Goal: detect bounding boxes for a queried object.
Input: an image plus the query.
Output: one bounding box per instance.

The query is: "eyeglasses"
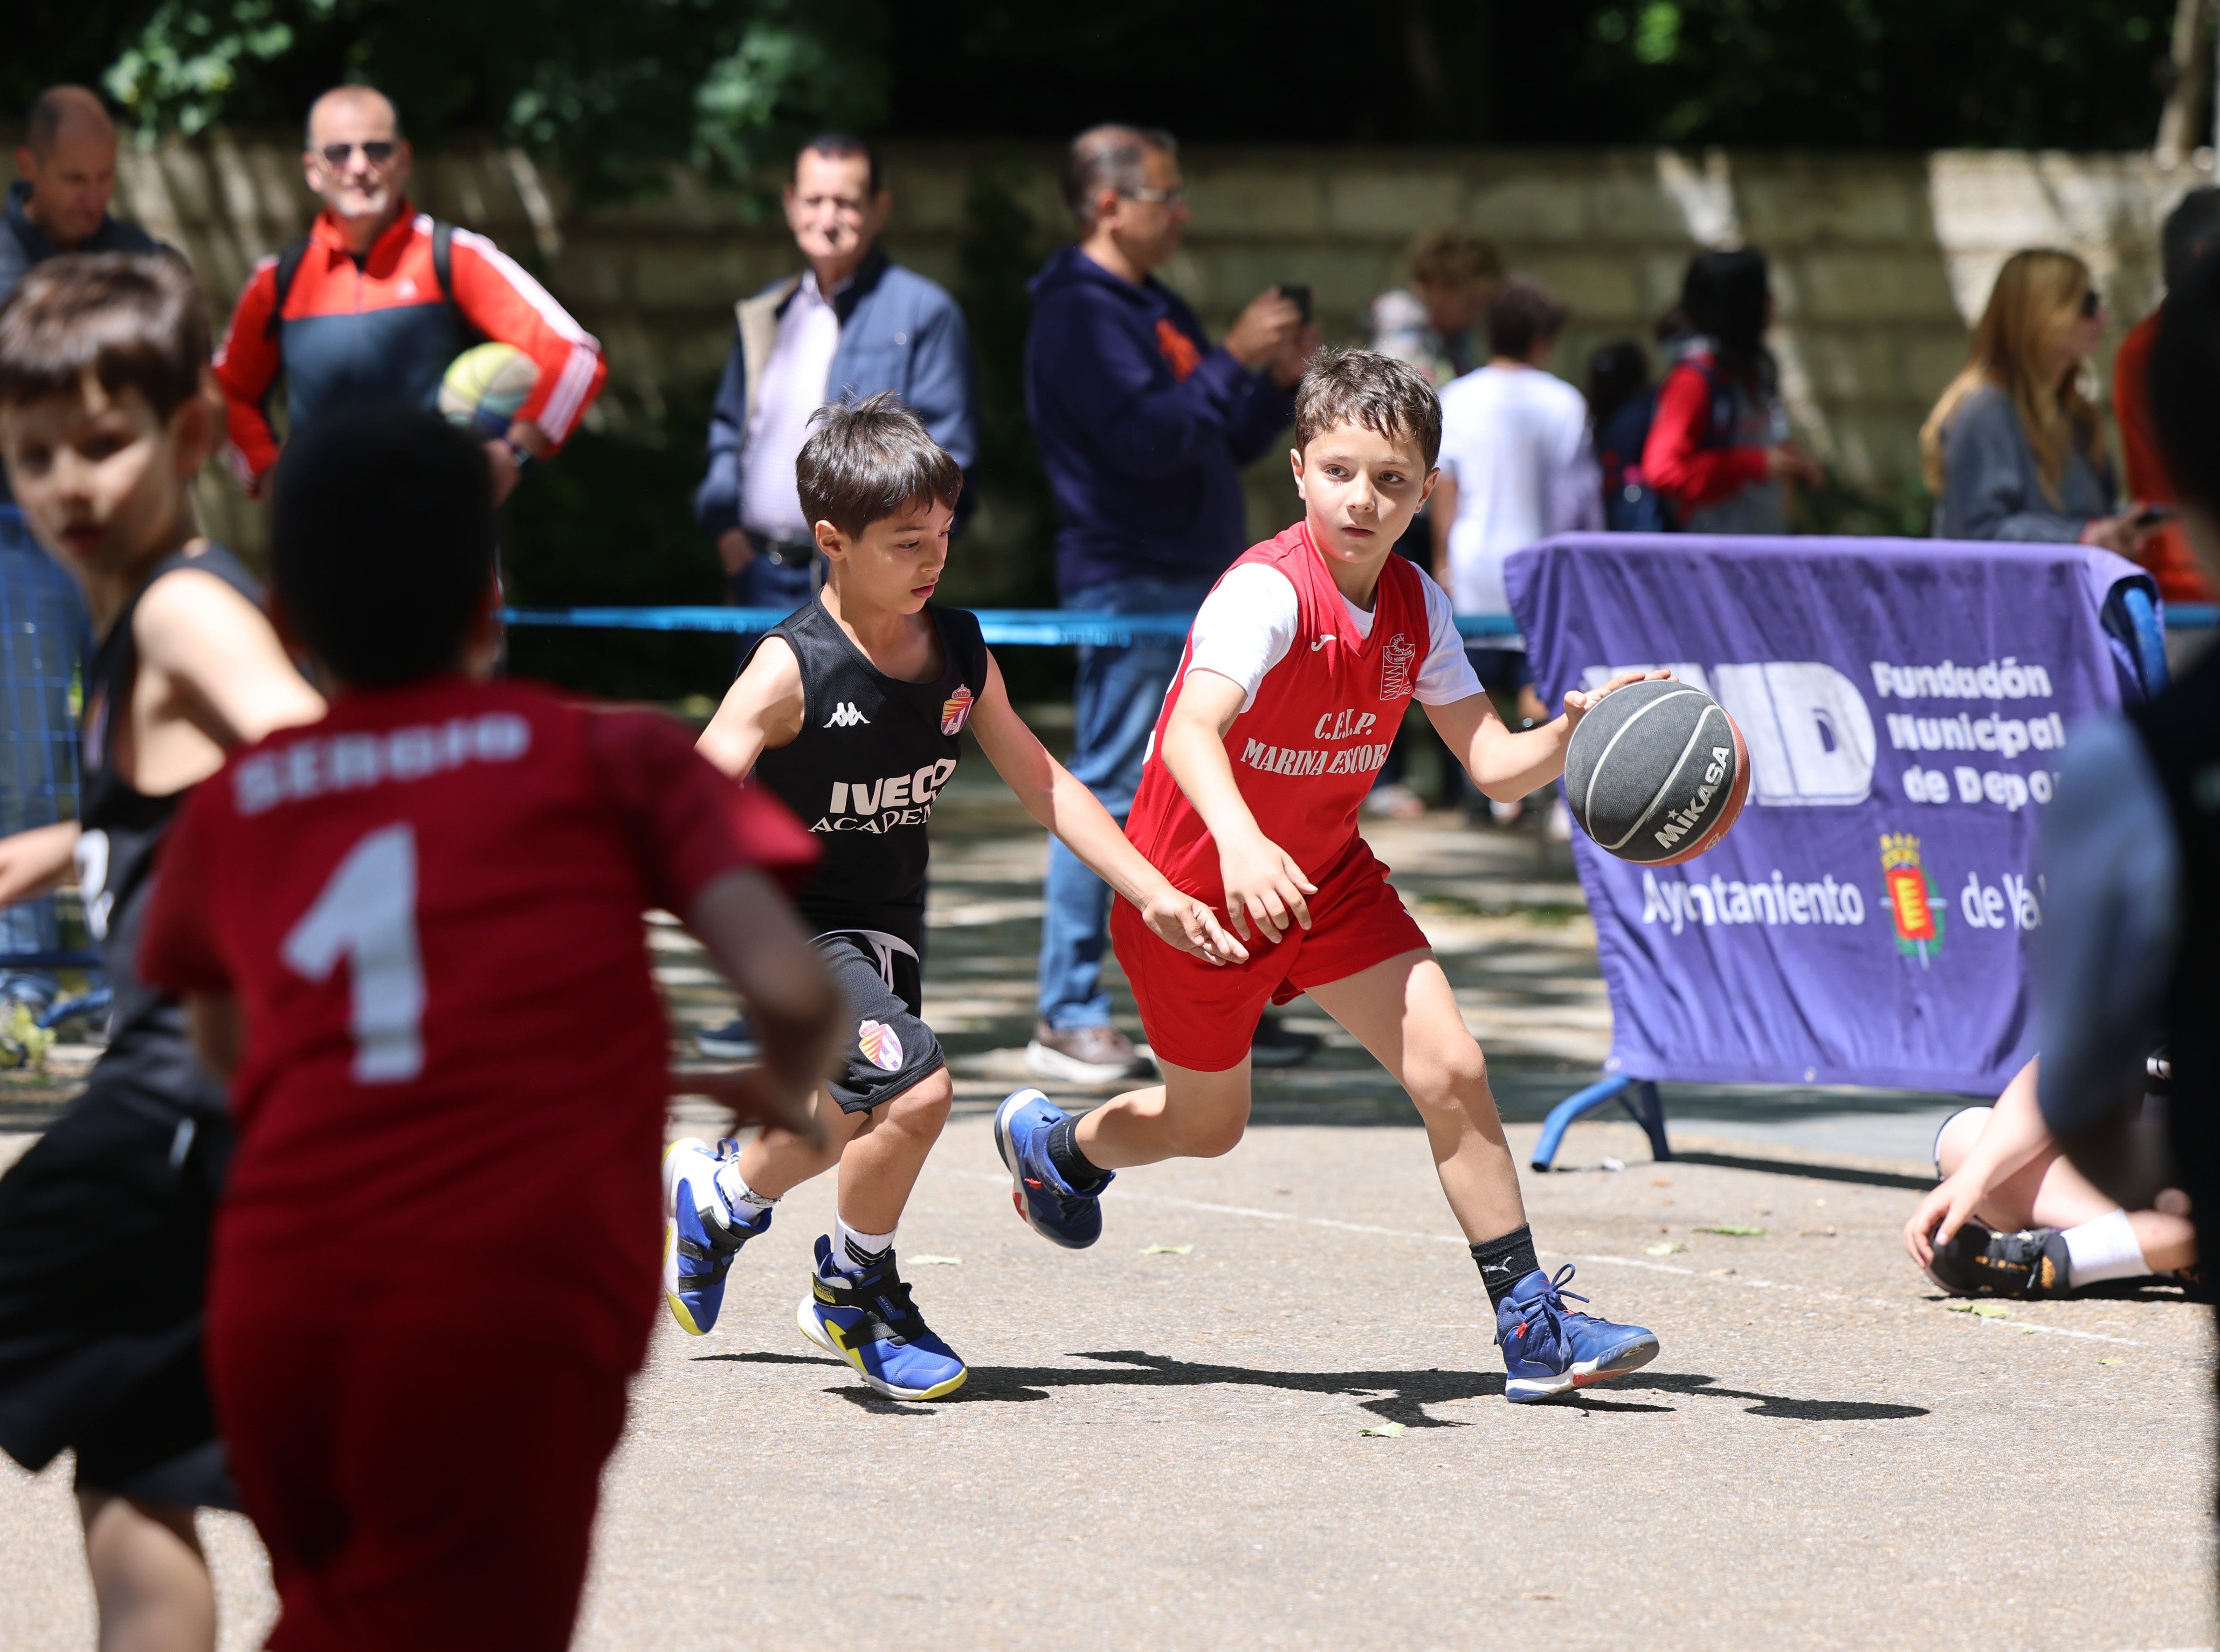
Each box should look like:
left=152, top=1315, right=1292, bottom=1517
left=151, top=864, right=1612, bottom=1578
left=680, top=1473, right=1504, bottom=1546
left=1122, top=184, right=1187, bottom=208
left=317, top=141, right=398, bottom=168
left=2079, top=288, right=2102, bottom=318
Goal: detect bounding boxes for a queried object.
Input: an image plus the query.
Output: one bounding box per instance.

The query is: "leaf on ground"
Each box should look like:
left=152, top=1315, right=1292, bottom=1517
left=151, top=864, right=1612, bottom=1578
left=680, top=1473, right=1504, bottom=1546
left=1969, top=1302, right=2011, bottom=1318
left=1696, top=1224, right=1767, bottom=1236
left=1644, top=1241, right=1688, bottom=1256
left=2098, top=1358, right=2125, bottom=1366
left=1142, top=1243, right=1193, bottom=1255
left=1358, top=1421, right=1407, bottom=1438
left=910, top=1255, right=961, bottom=1266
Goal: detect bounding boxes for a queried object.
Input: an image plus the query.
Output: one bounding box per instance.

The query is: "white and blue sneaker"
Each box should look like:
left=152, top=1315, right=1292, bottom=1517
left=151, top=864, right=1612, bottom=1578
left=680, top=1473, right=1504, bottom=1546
left=661, top=1137, right=771, bottom=1336
left=1495, top=1264, right=1660, bottom=1402
left=993, top=1087, right=1111, bottom=1249
left=795, top=1235, right=968, bottom=1401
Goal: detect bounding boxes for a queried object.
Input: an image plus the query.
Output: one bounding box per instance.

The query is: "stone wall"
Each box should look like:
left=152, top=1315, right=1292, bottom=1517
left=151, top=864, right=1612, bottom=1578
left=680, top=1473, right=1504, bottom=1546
left=11, top=134, right=2214, bottom=595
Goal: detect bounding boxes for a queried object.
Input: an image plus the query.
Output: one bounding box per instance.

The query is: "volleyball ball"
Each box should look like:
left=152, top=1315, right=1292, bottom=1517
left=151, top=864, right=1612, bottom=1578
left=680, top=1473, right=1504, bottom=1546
left=437, top=342, right=537, bottom=440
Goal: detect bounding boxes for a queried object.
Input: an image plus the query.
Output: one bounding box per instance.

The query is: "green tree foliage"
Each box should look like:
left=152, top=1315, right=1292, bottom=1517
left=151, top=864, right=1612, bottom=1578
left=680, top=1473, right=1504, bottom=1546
left=95, top=0, right=887, bottom=195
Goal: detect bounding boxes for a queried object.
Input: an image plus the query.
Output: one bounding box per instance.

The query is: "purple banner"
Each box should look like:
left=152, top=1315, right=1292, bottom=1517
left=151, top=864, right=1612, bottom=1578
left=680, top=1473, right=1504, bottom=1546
left=1503, top=533, right=2155, bottom=1096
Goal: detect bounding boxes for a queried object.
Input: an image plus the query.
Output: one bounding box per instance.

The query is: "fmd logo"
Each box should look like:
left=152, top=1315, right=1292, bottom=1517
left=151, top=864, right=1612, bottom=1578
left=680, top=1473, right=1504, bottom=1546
left=1580, top=662, right=1876, bottom=807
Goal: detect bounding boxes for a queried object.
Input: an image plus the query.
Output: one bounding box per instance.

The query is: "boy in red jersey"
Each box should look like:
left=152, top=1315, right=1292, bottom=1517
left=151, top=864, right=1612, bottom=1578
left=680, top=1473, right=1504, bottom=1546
left=996, top=349, right=1669, bottom=1402
left=137, top=405, right=841, bottom=1650
left=0, top=252, right=326, bottom=1652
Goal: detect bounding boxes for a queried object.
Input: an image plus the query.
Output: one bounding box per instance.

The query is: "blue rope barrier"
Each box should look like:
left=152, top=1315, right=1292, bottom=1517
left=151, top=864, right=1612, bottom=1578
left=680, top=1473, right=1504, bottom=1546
left=502, top=606, right=1526, bottom=643
left=505, top=602, right=2217, bottom=643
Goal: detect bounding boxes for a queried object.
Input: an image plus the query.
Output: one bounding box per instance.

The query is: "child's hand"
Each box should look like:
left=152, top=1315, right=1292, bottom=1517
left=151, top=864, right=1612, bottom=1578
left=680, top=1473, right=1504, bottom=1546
left=1138, top=888, right=1251, bottom=967
left=673, top=1068, right=825, bottom=1148
left=1902, top=1172, right=1984, bottom=1269
left=1217, top=832, right=1317, bottom=945
left=1562, top=669, right=1672, bottom=729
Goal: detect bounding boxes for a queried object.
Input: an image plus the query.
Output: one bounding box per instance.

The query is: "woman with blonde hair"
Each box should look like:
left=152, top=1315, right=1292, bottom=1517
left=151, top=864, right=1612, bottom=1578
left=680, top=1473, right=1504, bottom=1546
left=1924, top=249, right=2154, bottom=554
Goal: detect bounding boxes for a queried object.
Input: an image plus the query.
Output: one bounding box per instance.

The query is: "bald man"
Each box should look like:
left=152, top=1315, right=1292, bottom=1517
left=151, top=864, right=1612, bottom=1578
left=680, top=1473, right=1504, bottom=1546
left=215, top=85, right=606, bottom=504
left=2, top=86, right=160, bottom=304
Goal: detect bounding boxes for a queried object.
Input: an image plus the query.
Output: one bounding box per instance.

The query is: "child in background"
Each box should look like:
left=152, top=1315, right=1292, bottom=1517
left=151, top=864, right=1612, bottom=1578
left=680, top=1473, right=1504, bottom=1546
left=137, top=405, right=839, bottom=1651
left=672, top=392, right=1242, bottom=1401
left=996, top=349, right=1666, bottom=1402
left=0, top=251, right=325, bottom=1652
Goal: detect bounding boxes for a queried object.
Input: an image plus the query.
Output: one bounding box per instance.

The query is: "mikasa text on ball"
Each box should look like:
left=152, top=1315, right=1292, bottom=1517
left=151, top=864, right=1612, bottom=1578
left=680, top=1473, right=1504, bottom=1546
left=1563, top=678, right=1750, bottom=864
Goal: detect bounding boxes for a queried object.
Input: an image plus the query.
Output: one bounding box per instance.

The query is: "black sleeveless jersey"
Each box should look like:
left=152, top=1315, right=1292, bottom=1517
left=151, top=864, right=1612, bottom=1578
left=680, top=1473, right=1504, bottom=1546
left=2128, top=644, right=2220, bottom=1214
left=745, top=595, right=989, bottom=951
left=79, top=543, right=264, bottom=1105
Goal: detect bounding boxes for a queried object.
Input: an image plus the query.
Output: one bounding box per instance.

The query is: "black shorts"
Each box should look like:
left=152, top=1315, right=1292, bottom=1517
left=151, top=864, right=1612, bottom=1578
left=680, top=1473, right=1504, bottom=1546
left=816, top=930, right=946, bottom=1114
left=0, top=1052, right=238, bottom=1508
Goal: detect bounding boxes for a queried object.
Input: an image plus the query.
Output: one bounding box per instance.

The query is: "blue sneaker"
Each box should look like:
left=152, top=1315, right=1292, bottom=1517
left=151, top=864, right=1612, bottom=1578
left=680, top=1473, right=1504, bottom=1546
left=660, top=1137, right=771, bottom=1336
left=993, top=1087, right=1111, bottom=1250
left=1495, top=1264, right=1660, bottom=1403
left=795, top=1235, right=968, bottom=1401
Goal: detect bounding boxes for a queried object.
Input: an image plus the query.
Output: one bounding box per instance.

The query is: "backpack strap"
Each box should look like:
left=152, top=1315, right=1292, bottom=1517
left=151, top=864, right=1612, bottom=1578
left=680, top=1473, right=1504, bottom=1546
left=261, top=238, right=309, bottom=339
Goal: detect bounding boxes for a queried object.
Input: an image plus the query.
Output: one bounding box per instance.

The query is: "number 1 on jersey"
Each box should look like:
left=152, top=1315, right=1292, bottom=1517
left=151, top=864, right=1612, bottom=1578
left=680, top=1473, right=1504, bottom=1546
left=282, top=822, right=426, bottom=1083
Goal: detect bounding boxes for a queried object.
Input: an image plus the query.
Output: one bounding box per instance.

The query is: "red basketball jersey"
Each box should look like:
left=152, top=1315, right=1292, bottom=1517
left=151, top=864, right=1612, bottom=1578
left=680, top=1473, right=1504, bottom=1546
left=1127, top=523, right=1429, bottom=905
left=139, top=678, right=816, bottom=1371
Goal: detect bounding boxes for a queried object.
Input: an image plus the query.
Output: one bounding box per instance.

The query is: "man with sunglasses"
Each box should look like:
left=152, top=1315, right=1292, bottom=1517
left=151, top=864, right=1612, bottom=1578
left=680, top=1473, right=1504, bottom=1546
left=214, top=85, right=606, bottom=505
left=1022, top=124, right=1321, bottom=1084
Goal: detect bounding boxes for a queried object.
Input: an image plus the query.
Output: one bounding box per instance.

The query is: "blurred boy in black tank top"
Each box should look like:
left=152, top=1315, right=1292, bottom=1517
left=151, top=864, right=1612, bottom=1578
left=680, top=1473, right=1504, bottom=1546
left=665, top=393, right=1242, bottom=1402
left=0, top=253, right=323, bottom=1650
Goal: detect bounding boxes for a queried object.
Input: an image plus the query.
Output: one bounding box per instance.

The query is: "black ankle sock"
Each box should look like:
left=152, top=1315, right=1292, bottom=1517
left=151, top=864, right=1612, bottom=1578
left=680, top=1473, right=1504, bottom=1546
left=1471, top=1224, right=1541, bottom=1307
left=1045, top=1116, right=1109, bottom=1192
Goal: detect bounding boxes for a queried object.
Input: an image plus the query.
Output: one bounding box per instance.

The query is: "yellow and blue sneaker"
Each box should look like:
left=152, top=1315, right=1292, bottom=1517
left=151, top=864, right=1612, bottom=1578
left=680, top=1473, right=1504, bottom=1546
left=1495, top=1263, right=1659, bottom=1403
left=795, top=1235, right=968, bottom=1401
left=661, top=1137, right=770, bottom=1336
left=993, top=1087, right=1111, bottom=1249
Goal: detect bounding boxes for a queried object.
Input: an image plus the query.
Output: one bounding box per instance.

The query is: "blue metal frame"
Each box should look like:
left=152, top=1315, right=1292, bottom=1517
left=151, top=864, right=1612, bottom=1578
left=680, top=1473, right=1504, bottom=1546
left=1530, top=1075, right=1670, bottom=1171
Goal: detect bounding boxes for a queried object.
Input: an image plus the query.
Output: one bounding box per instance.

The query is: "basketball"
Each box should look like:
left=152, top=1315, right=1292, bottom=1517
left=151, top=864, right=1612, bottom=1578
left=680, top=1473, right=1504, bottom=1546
left=1562, top=677, right=1749, bottom=865
left=437, top=341, right=537, bottom=439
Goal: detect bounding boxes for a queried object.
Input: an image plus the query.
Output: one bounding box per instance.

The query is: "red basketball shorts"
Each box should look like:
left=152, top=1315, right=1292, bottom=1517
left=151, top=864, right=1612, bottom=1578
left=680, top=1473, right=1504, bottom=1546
left=1112, top=836, right=1429, bottom=1072
left=208, top=1312, right=629, bottom=1652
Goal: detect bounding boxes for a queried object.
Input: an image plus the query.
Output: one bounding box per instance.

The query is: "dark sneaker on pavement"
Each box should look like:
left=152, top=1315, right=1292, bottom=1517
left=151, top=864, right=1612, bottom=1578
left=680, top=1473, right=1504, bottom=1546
left=796, top=1235, right=968, bottom=1400
left=1025, top=1019, right=1153, bottom=1084
left=697, top=1016, right=760, bottom=1060
left=1248, top=1013, right=1321, bottom=1069
left=994, top=1087, right=1110, bottom=1248
left=1925, top=1220, right=2074, bottom=1298
left=1495, top=1263, right=1660, bottom=1402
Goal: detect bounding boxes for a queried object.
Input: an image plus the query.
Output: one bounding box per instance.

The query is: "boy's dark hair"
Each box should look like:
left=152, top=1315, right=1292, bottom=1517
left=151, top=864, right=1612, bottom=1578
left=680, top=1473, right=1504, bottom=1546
left=1681, top=247, right=1772, bottom=378
left=273, top=406, right=494, bottom=687
left=2164, top=187, right=2220, bottom=293
left=1487, top=277, right=1568, bottom=361
left=1586, top=339, right=1651, bottom=430
left=0, top=252, right=209, bottom=419
left=797, top=390, right=963, bottom=539
left=2154, top=245, right=2220, bottom=513
left=799, top=131, right=880, bottom=195
left=1293, top=349, right=1443, bottom=469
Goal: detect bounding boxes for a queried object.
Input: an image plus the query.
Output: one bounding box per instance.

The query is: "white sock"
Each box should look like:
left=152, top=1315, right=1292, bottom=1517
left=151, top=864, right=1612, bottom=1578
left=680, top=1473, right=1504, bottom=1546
left=832, top=1215, right=897, bottom=1273
left=713, top=1162, right=777, bottom=1225
left=2061, top=1208, right=2148, bottom=1285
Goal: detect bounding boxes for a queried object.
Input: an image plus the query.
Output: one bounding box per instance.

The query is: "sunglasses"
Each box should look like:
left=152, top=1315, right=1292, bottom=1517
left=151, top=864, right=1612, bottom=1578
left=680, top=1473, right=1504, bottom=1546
left=318, top=141, right=397, bottom=167
left=2079, top=288, right=2102, bottom=318
left=1123, top=184, right=1187, bottom=208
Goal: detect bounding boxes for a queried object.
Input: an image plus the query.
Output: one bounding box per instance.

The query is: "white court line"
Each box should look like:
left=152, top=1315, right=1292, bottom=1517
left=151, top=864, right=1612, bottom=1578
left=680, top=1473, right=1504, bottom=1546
left=942, top=1167, right=2148, bottom=1348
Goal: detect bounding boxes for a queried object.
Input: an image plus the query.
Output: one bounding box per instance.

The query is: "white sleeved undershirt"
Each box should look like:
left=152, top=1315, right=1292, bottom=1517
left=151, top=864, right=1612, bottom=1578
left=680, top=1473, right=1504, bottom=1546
left=1184, top=562, right=1484, bottom=712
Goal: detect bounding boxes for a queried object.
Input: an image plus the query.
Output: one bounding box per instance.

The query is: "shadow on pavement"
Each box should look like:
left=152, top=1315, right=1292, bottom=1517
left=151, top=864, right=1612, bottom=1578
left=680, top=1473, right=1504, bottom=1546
left=1666, top=1151, right=1935, bottom=1191
left=694, top=1348, right=1928, bottom=1426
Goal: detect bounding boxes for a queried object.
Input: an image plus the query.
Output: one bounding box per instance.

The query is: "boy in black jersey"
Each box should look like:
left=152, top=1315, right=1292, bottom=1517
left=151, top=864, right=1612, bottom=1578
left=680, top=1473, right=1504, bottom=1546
left=671, top=392, right=1243, bottom=1399
left=0, top=254, right=324, bottom=1649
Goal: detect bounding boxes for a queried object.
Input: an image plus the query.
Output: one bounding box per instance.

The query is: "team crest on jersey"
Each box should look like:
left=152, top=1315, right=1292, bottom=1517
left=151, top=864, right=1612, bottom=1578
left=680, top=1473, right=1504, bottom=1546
left=1380, top=632, right=1416, bottom=701
left=858, top=1018, right=905, bottom=1071
left=940, top=684, right=975, bottom=736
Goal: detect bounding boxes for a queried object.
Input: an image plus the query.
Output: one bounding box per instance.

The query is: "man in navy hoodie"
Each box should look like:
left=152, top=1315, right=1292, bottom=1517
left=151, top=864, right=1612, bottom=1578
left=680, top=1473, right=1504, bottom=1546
left=1024, top=124, right=1318, bottom=1082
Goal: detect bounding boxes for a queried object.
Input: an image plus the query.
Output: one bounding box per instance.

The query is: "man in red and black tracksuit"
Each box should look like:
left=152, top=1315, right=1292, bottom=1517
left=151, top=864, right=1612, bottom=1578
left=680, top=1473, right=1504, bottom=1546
left=213, top=85, right=606, bottom=505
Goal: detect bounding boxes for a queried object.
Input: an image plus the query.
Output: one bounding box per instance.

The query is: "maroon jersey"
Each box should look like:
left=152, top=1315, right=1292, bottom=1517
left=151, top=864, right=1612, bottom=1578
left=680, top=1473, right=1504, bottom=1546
left=1127, top=524, right=1429, bottom=907
left=139, top=678, right=816, bottom=1371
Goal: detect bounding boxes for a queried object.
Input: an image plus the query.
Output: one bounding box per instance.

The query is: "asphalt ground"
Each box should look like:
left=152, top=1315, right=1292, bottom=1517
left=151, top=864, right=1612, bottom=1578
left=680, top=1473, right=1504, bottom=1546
left=0, top=784, right=2210, bottom=1649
